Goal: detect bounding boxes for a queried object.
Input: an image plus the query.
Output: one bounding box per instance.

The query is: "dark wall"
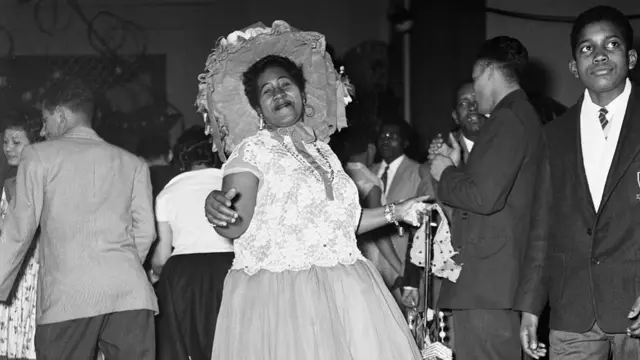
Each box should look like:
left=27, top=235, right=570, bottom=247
left=409, top=1, right=487, bottom=151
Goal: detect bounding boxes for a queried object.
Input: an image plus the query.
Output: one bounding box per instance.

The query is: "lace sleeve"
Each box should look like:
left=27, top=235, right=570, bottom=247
left=223, top=139, right=264, bottom=182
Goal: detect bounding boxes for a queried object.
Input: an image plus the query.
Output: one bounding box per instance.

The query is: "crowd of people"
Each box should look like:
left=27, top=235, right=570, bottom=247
left=0, top=4, right=638, bottom=360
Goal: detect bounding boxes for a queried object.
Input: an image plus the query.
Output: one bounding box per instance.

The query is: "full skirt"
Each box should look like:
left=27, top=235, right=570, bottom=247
left=211, top=259, right=422, bottom=360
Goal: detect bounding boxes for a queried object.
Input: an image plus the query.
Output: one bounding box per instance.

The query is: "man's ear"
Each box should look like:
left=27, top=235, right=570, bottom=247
left=628, top=49, right=638, bottom=70
left=568, top=60, right=579, bottom=79
left=57, top=106, right=69, bottom=128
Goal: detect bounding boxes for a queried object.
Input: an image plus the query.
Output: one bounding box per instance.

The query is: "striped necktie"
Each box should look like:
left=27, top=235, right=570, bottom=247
left=598, top=107, right=609, bottom=135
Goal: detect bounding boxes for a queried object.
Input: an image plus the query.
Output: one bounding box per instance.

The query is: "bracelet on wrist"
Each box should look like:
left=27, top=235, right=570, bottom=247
left=384, top=203, right=399, bottom=226
left=384, top=202, right=404, bottom=236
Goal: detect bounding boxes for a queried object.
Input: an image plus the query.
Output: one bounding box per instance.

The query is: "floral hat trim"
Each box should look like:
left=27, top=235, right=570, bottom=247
left=195, top=20, right=353, bottom=161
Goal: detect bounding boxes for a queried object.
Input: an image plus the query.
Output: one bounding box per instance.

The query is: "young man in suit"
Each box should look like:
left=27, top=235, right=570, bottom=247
left=429, top=36, right=544, bottom=359
left=0, top=79, right=158, bottom=359
left=517, top=6, right=640, bottom=359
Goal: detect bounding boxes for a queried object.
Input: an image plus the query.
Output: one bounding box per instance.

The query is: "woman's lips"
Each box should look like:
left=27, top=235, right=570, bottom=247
left=273, top=100, right=292, bottom=111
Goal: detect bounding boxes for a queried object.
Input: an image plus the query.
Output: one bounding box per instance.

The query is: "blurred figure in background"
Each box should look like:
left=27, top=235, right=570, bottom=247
left=338, top=126, right=405, bottom=294
left=0, top=109, right=44, bottom=360
left=136, top=133, right=177, bottom=199
left=150, top=126, right=232, bottom=360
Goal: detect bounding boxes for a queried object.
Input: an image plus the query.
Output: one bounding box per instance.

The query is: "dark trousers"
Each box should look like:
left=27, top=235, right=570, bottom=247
left=452, top=309, right=521, bottom=360
left=549, top=322, right=640, bottom=359
left=35, top=309, right=155, bottom=360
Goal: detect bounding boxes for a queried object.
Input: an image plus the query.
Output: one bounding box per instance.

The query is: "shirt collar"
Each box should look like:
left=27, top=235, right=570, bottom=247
left=583, top=78, right=632, bottom=123
left=492, top=88, right=528, bottom=113
left=62, top=126, right=100, bottom=140
left=381, top=154, right=405, bottom=172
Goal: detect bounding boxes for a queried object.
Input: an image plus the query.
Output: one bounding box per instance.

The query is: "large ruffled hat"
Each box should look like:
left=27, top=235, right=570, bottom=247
left=196, top=20, right=353, bottom=160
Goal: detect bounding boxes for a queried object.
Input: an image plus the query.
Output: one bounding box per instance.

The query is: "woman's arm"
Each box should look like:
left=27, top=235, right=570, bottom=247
left=357, top=207, right=392, bottom=235
left=150, top=221, right=173, bottom=276
left=214, top=172, right=259, bottom=239
left=362, top=186, right=403, bottom=274
left=357, top=195, right=431, bottom=235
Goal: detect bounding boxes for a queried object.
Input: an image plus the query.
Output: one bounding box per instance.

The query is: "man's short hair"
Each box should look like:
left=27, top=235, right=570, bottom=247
left=41, top=78, right=95, bottom=118
left=570, top=6, right=634, bottom=57
left=476, top=36, right=529, bottom=84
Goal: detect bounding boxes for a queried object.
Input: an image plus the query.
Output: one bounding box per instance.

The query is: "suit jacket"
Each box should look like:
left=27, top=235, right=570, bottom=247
left=404, top=131, right=473, bottom=289
left=0, top=126, right=158, bottom=324
left=436, top=89, right=544, bottom=310
left=515, top=86, right=640, bottom=333
left=371, top=156, right=422, bottom=266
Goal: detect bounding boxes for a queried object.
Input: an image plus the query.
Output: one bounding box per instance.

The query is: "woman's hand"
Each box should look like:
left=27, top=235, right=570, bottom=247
left=147, top=269, right=160, bottom=284
left=205, top=189, right=239, bottom=227
left=395, top=195, right=432, bottom=226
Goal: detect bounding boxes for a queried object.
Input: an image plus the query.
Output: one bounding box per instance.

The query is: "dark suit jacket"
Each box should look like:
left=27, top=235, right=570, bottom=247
left=436, top=89, right=544, bottom=310
left=403, top=131, right=471, bottom=290
left=515, top=86, right=640, bottom=333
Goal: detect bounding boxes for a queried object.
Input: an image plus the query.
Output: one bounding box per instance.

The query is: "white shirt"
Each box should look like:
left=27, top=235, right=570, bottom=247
left=580, top=78, right=631, bottom=210
left=155, top=168, right=233, bottom=255
left=377, top=154, right=406, bottom=198
left=462, top=135, right=475, bottom=153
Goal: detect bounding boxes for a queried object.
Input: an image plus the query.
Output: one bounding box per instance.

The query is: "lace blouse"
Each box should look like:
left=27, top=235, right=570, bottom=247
left=223, top=130, right=364, bottom=275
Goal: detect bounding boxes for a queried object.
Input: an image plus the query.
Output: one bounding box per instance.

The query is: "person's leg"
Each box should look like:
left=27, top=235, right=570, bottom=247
left=98, top=309, right=155, bottom=360
left=156, top=262, right=190, bottom=360
left=187, top=253, right=234, bottom=360
left=452, top=309, right=520, bottom=360
left=34, top=314, right=104, bottom=360
left=608, top=325, right=640, bottom=359
left=549, top=322, right=609, bottom=360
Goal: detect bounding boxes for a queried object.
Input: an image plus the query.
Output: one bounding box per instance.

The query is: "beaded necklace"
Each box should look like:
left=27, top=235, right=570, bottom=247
left=280, top=138, right=335, bottom=200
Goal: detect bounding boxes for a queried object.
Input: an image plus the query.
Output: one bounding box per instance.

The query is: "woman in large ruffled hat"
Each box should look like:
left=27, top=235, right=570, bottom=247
left=197, top=21, right=425, bottom=360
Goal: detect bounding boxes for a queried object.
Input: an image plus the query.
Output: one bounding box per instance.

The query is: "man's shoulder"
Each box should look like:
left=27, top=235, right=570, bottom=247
left=543, top=102, right=580, bottom=139
left=30, top=138, right=145, bottom=170
left=402, top=157, right=421, bottom=173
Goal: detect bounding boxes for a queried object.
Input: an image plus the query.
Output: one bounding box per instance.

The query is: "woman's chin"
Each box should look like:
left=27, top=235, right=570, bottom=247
left=268, top=113, right=302, bottom=128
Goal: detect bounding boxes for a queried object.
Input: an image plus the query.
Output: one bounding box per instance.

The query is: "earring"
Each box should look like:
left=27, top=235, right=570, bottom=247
left=304, top=103, right=315, bottom=117
left=258, top=114, right=264, bottom=130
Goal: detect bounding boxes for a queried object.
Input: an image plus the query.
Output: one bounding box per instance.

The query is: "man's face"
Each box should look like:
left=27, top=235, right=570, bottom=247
left=453, top=83, right=486, bottom=138
left=40, top=107, right=66, bottom=140
left=471, top=61, right=495, bottom=115
left=569, top=21, right=637, bottom=97
left=377, top=124, right=406, bottom=163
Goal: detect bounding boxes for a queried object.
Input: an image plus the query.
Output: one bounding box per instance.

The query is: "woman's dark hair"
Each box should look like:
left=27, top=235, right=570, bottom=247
left=570, top=6, right=633, bottom=58
left=476, top=36, right=529, bottom=84
left=242, top=55, right=306, bottom=111
left=2, top=108, right=44, bottom=144
left=175, top=125, right=220, bottom=171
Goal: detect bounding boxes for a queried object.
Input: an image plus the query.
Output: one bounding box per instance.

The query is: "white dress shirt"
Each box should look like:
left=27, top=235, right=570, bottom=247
left=377, top=154, right=406, bottom=198
left=462, top=135, right=475, bottom=153
left=580, top=78, right=631, bottom=210
left=156, top=168, right=233, bottom=255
